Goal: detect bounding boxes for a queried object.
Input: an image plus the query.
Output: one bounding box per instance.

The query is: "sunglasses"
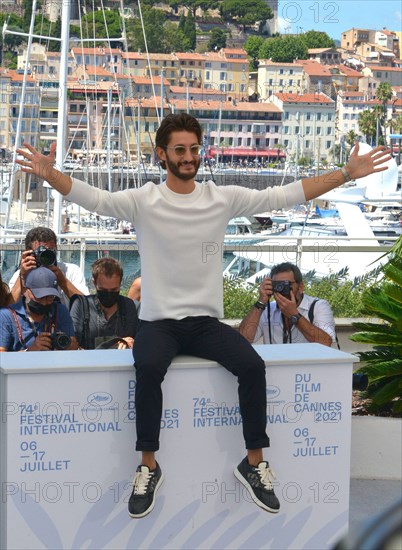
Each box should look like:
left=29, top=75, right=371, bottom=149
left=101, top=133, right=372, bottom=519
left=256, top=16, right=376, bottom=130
left=165, top=145, right=203, bottom=156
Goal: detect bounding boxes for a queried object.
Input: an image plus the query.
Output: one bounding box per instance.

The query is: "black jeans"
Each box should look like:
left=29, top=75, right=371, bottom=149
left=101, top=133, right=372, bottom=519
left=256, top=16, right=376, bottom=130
left=132, top=316, right=270, bottom=452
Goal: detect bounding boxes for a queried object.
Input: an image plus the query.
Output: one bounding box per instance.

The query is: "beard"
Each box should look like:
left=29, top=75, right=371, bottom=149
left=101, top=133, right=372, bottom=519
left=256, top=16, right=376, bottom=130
left=165, top=154, right=201, bottom=181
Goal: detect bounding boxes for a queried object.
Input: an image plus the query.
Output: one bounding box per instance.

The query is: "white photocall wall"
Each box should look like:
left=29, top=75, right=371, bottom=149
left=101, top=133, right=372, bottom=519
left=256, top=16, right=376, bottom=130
left=0, top=344, right=354, bottom=550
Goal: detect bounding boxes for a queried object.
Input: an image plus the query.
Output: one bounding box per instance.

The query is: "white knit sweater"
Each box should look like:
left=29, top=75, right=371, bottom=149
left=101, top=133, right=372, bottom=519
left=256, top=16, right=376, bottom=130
left=67, top=178, right=306, bottom=321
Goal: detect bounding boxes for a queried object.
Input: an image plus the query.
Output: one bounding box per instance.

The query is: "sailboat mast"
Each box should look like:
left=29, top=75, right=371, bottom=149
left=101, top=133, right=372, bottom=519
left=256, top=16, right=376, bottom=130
left=52, top=0, right=71, bottom=235
left=4, top=0, right=38, bottom=230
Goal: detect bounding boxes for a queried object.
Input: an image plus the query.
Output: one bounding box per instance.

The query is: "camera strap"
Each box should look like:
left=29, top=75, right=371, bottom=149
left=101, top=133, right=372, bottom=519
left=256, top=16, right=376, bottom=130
left=308, top=299, right=340, bottom=349
left=8, top=307, right=30, bottom=350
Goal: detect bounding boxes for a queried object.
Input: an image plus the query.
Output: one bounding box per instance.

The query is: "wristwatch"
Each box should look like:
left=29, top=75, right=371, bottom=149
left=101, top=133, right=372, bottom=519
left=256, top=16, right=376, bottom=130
left=289, top=312, right=302, bottom=326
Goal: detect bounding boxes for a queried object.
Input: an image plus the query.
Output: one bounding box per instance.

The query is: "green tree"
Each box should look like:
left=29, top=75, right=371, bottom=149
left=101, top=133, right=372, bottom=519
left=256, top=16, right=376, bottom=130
left=351, top=237, right=402, bottom=415
left=220, top=0, right=272, bottom=31
left=244, top=35, right=264, bottom=69
left=183, top=11, right=196, bottom=50
left=258, top=35, right=308, bottom=63
left=126, top=7, right=167, bottom=53
left=169, top=0, right=218, bottom=18
left=376, top=82, right=394, bottom=145
left=345, top=129, right=359, bottom=146
left=358, top=109, right=377, bottom=144
left=0, top=13, right=26, bottom=53
left=207, top=27, right=228, bottom=50
left=178, top=12, right=186, bottom=32
left=78, top=9, right=123, bottom=41
left=300, top=30, right=336, bottom=49
left=48, top=18, right=62, bottom=52
left=22, top=0, right=33, bottom=29
left=164, top=21, right=190, bottom=52
left=390, top=114, right=402, bottom=134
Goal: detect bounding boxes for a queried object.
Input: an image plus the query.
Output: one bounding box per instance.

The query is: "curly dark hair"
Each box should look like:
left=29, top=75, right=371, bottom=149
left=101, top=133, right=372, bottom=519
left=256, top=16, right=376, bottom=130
left=155, top=113, right=202, bottom=169
left=25, top=227, right=57, bottom=250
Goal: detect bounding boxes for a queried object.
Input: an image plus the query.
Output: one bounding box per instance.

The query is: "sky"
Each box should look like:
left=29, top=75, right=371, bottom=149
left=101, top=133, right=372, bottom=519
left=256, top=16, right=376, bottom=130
left=277, top=0, right=402, bottom=40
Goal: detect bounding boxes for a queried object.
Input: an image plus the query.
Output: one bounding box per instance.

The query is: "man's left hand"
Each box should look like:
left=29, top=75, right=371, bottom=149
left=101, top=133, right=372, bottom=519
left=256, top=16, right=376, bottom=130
left=274, top=291, right=298, bottom=318
left=347, top=143, right=392, bottom=180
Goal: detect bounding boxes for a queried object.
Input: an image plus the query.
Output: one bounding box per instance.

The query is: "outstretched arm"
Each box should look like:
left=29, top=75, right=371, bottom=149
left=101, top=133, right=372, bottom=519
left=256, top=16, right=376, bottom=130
left=15, top=142, right=73, bottom=195
left=301, top=143, right=392, bottom=201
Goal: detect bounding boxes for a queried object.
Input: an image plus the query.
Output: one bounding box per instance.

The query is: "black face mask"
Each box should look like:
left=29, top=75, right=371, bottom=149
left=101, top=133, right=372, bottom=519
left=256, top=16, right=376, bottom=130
left=97, top=290, right=120, bottom=308
left=27, top=300, right=52, bottom=316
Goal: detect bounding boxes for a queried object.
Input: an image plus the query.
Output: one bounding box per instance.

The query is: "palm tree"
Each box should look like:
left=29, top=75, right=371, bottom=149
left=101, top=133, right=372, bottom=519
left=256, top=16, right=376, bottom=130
left=389, top=114, right=402, bottom=135
left=376, top=82, right=394, bottom=145
left=350, top=237, right=402, bottom=415
left=345, top=129, right=359, bottom=146
left=358, top=110, right=377, bottom=144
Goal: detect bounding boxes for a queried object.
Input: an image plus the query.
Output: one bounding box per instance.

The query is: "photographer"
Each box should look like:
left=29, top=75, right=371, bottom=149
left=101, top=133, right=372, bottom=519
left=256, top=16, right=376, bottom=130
left=70, top=257, right=139, bottom=350
left=239, top=262, right=336, bottom=346
left=0, top=267, right=78, bottom=352
left=9, top=226, right=88, bottom=308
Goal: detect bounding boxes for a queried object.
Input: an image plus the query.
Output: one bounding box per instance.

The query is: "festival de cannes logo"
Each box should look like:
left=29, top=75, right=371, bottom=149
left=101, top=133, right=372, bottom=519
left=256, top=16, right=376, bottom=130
left=87, top=392, right=113, bottom=407
left=266, top=385, right=281, bottom=399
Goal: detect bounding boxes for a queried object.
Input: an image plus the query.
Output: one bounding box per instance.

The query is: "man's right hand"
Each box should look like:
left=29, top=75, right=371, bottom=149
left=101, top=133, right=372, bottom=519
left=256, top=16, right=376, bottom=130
left=28, top=333, right=52, bottom=351
left=258, top=278, right=273, bottom=304
left=15, top=142, right=73, bottom=195
left=20, top=250, right=37, bottom=281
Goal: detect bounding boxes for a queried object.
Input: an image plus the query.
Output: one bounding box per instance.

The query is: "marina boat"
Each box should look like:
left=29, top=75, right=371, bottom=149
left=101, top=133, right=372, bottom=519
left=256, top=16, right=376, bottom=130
left=224, top=149, right=401, bottom=282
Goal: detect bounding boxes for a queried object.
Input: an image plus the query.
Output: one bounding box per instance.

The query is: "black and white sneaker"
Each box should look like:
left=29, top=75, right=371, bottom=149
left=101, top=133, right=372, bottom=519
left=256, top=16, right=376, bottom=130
left=234, top=457, right=280, bottom=513
left=128, top=462, right=164, bottom=518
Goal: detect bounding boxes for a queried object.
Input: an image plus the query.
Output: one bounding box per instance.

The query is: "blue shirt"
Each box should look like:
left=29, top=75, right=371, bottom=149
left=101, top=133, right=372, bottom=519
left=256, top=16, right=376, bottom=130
left=0, top=299, right=75, bottom=351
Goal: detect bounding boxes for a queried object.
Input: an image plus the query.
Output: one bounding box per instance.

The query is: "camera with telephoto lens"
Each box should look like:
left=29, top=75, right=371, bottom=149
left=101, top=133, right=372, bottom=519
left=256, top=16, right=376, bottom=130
left=50, top=332, right=71, bottom=350
left=32, top=245, right=57, bottom=267
left=272, top=280, right=291, bottom=297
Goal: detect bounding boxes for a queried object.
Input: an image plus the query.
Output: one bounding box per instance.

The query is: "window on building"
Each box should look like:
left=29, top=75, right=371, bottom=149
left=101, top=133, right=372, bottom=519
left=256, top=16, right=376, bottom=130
left=305, top=140, right=310, bottom=149
left=326, top=141, right=331, bottom=149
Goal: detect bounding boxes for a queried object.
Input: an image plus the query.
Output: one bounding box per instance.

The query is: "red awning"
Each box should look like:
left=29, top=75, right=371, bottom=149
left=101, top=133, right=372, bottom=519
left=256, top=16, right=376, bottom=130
left=207, top=148, right=285, bottom=158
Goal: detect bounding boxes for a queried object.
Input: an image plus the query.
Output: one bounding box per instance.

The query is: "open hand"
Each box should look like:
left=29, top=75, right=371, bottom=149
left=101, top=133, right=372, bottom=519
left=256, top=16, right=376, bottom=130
left=16, top=142, right=59, bottom=183
left=346, top=142, right=392, bottom=180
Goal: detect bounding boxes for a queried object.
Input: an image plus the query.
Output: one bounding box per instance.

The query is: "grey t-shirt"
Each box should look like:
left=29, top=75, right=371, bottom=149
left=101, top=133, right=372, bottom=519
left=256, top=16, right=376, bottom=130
left=69, top=294, right=139, bottom=349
